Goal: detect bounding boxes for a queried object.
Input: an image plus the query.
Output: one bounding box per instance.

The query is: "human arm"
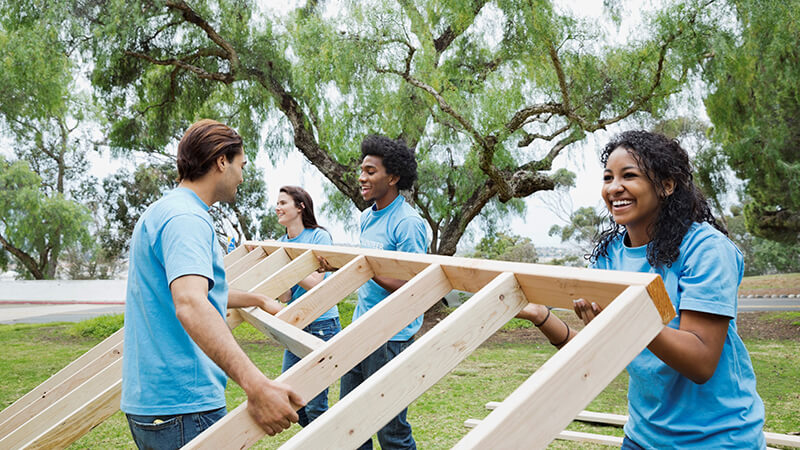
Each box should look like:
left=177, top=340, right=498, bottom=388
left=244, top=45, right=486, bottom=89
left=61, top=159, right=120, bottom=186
left=516, top=303, right=575, bottom=348
left=228, top=288, right=282, bottom=315
left=171, top=275, right=304, bottom=434
left=574, top=298, right=728, bottom=384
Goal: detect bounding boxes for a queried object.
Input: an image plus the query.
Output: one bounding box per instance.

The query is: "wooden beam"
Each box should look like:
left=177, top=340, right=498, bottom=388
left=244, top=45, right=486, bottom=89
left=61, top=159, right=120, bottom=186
left=464, top=421, right=624, bottom=447
left=0, top=359, right=121, bottom=449
left=454, top=285, right=668, bottom=449
left=276, top=255, right=374, bottom=329
left=249, top=250, right=318, bottom=299
left=23, top=381, right=121, bottom=449
left=0, top=329, right=122, bottom=435
left=229, top=248, right=292, bottom=291
left=226, top=247, right=267, bottom=280
left=281, top=272, right=528, bottom=449
left=238, top=306, right=324, bottom=358
left=184, top=263, right=452, bottom=450
left=223, top=244, right=249, bottom=265
left=246, top=241, right=674, bottom=323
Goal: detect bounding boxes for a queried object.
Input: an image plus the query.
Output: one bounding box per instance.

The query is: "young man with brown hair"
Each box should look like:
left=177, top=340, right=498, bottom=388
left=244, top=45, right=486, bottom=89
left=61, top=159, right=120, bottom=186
left=121, top=119, right=303, bottom=449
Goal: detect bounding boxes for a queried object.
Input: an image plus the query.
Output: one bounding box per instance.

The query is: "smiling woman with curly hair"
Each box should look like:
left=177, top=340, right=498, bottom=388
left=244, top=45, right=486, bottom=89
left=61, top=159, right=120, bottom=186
left=517, top=130, right=766, bottom=449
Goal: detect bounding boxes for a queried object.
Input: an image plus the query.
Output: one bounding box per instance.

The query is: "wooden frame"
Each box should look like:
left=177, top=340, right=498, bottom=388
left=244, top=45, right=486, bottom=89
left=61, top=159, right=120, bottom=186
left=0, top=240, right=677, bottom=449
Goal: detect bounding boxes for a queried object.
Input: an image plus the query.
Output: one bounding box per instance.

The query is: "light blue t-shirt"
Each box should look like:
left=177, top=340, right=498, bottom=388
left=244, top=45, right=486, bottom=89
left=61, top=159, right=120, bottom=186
left=356, top=195, right=429, bottom=341
left=593, top=222, right=765, bottom=448
left=121, top=187, right=228, bottom=415
left=278, top=227, right=339, bottom=322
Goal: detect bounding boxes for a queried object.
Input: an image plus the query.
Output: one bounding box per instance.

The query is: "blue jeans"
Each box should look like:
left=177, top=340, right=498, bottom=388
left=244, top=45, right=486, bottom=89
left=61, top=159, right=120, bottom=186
left=622, top=436, right=645, bottom=450
left=282, top=317, right=341, bottom=427
left=340, top=339, right=416, bottom=450
left=125, top=406, right=226, bottom=450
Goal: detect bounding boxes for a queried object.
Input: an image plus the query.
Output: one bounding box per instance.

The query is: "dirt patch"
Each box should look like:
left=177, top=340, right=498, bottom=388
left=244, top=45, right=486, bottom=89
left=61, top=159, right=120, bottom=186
left=418, top=308, right=800, bottom=344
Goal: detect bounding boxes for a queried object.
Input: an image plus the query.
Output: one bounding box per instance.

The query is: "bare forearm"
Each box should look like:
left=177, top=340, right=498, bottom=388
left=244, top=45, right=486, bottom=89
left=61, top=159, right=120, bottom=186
left=229, top=289, right=281, bottom=314
left=647, top=327, right=720, bottom=383
left=373, top=275, right=406, bottom=293
left=297, top=272, right=324, bottom=291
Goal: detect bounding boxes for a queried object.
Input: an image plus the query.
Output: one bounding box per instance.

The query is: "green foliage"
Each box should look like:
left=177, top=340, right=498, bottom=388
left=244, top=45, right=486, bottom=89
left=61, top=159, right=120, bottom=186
left=549, top=206, right=605, bottom=255
left=62, top=0, right=720, bottom=255
left=0, top=156, right=92, bottom=278
left=727, top=207, right=800, bottom=276
left=470, top=232, right=537, bottom=263
left=68, top=314, right=124, bottom=339
left=703, top=0, right=800, bottom=242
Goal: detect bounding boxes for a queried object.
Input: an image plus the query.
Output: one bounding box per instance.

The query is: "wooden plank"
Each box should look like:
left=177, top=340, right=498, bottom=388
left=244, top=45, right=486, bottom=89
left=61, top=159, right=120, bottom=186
left=184, top=263, right=451, bottom=450
left=249, top=250, right=319, bottom=299
left=223, top=244, right=249, bottom=265
left=765, top=432, right=800, bottom=448
left=238, top=306, right=324, bottom=358
left=0, top=340, right=122, bottom=437
left=0, top=359, right=121, bottom=449
left=281, top=272, right=528, bottom=449
left=486, top=403, right=629, bottom=427
left=226, top=308, right=244, bottom=330
left=454, top=285, right=668, bottom=449
left=465, top=420, right=623, bottom=446
left=276, top=255, right=374, bottom=329
left=226, top=247, right=267, bottom=280
left=484, top=406, right=798, bottom=447
left=246, top=241, right=675, bottom=323
left=229, top=248, right=292, bottom=291
left=23, top=380, right=121, bottom=449
left=0, top=329, right=123, bottom=433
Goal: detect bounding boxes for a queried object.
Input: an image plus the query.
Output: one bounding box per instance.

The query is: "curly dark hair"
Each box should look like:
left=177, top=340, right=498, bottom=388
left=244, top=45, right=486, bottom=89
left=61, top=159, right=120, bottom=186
left=590, top=130, right=726, bottom=268
left=361, top=134, right=418, bottom=190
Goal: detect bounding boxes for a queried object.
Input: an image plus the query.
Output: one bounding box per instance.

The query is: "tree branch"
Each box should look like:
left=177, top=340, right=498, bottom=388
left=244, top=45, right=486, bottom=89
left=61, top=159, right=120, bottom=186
left=165, top=0, right=240, bottom=69
left=517, top=123, right=570, bottom=147
left=124, top=50, right=235, bottom=83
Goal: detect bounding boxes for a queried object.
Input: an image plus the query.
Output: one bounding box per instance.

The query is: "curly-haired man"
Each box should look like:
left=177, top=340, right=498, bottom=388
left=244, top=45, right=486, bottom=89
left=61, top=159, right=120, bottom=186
left=338, top=134, right=429, bottom=450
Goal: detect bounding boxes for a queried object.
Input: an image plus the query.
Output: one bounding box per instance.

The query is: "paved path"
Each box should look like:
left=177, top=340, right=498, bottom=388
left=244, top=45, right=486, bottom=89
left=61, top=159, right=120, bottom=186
left=1, top=281, right=798, bottom=324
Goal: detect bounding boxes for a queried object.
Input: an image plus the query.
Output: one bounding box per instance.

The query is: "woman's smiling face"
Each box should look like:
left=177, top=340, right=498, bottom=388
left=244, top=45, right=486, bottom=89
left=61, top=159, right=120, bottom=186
left=602, top=147, right=670, bottom=246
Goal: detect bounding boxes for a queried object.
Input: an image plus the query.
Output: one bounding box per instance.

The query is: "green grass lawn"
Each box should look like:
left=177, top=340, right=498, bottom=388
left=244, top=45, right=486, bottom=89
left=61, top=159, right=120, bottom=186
left=1, top=317, right=798, bottom=449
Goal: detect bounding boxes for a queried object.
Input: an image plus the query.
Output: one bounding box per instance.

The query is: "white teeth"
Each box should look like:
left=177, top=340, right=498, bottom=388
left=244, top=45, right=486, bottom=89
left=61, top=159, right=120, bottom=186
left=613, top=200, right=632, bottom=207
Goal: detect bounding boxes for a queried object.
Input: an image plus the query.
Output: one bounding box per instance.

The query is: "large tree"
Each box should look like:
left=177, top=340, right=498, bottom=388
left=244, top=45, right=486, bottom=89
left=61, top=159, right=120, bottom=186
left=703, top=0, right=800, bottom=242
left=0, top=4, right=97, bottom=278
left=75, top=0, right=719, bottom=254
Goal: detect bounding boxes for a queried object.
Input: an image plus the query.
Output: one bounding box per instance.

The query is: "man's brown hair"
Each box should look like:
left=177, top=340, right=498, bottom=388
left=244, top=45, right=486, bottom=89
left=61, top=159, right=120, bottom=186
left=177, top=119, right=243, bottom=181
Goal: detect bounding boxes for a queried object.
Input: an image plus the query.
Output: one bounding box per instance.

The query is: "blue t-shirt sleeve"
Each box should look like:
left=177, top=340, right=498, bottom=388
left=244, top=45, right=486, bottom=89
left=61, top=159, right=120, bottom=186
left=677, top=234, right=740, bottom=318
left=311, top=229, right=333, bottom=246
left=161, top=214, right=216, bottom=289
left=394, top=216, right=428, bottom=254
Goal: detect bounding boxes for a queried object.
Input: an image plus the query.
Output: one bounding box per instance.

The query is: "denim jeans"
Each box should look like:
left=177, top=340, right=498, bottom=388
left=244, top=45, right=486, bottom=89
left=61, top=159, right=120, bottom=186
left=340, top=338, right=416, bottom=450
left=125, top=406, right=226, bottom=450
left=281, top=317, right=341, bottom=427
left=621, top=435, right=646, bottom=450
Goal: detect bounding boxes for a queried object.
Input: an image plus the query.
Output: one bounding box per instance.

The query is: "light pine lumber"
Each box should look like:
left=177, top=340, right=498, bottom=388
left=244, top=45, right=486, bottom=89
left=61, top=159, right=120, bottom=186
left=0, top=329, right=122, bottom=435
left=225, top=247, right=267, bottom=280
left=464, top=420, right=623, bottom=446
left=454, top=285, right=669, bottom=450
left=485, top=403, right=629, bottom=427
left=229, top=248, right=292, bottom=291
left=281, top=272, right=528, bottom=449
left=486, top=404, right=799, bottom=448
left=249, top=250, right=319, bottom=298
left=238, top=306, right=324, bottom=358
left=276, top=255, right=374, bottom=329
left=0, top=340, right=122, bottom=437
left=0, top=359, right=121, bottom=449
left=223, top=244, right=249, bottom=265
left=23, top=379, right=121, bottom=450
left=184, top=263, right=452, bottom=450
left=246, top=241, right=674, bottom=323
left=226, top=308, right=244, bottom=329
